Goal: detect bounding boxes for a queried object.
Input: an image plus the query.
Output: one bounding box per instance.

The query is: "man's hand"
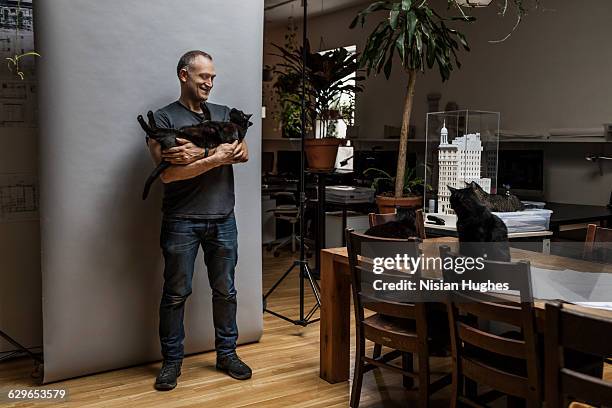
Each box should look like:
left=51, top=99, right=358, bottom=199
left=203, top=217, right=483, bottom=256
left=213, top=141, right=239, bottom=166
left=232, top=140, right=249, bottom=163
left=162, top=138, right=205, bottom=165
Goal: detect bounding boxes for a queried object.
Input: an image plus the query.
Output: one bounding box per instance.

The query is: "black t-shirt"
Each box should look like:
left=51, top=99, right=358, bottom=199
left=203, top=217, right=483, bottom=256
left=148, top=100, right=235, bottom=219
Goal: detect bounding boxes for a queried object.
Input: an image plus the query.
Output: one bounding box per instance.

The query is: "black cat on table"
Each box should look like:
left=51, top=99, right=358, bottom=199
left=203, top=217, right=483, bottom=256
left=449, top=185, right=511, bottom=262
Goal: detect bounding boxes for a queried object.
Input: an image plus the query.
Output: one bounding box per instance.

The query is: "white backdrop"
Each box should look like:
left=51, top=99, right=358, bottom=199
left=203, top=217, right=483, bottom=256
left=36, top=0, right=263, bottom=383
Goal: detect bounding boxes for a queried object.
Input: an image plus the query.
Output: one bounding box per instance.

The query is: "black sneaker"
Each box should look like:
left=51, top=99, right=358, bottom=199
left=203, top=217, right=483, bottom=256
left=216, top=353, right=252, bottom=380
left=154, top=360, right=182, bottom=391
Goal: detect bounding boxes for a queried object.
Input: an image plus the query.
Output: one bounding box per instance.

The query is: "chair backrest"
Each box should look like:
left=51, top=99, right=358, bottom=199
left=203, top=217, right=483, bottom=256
left=440, top=245, right=540, bottom=405
left=346, top=229, right=426, bottom=331
left=368, top=209, right=426, bottom=239
left=545, top=302, right=612, bottom=408
left=583, top=224, right=612, bottom=262
left=368, top=212, right=397, bottom=227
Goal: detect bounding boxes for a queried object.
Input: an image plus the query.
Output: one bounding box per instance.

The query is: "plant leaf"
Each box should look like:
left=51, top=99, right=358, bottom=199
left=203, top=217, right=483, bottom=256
left=389, top=9, right=400, bottom=30
left=401, top=0, right=412, bottom=12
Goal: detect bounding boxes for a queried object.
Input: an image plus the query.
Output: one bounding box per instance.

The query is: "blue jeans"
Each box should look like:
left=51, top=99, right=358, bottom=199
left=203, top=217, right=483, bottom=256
left=159, top=214, right=238, bottom=362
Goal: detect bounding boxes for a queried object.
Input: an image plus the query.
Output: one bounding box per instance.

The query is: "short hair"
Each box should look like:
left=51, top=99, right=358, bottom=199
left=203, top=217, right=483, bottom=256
left=176, top=50, right=213, bottom=77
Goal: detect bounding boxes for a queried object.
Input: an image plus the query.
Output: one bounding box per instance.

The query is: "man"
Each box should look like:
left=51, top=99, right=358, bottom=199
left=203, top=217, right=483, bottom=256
left=146, top=50, right=251, bottom=391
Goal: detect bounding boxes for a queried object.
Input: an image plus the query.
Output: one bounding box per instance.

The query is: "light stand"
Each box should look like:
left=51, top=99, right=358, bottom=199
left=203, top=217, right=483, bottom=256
left=0, top=330, right=43, bottom=365
left=263, top=0, right=321, bottom=326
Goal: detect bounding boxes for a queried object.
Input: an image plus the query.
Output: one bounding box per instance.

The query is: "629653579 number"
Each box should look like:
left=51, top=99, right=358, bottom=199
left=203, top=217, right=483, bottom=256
left=3, top=388, right=68, bottom=401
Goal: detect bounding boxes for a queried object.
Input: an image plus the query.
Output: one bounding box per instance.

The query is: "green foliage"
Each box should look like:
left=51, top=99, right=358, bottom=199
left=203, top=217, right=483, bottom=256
left=337, top=94, right=356, bottom=127
left=271, top=41, right=364, bottom=137
left=363, top=164, right=432, bottom=196
left=350, top=0, right=472, bottom=82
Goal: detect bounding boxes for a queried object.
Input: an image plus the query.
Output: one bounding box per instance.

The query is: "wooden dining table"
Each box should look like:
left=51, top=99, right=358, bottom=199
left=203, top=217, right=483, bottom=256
left=319, top=238, right=612, bottom=384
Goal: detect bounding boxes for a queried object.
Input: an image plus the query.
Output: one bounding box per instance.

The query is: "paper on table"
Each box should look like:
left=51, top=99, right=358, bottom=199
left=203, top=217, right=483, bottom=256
left=530, top=267, right=612, bottom=303
left=572, top=302, right=612, bottom=311
left=489, top=267, right=612, bottom=306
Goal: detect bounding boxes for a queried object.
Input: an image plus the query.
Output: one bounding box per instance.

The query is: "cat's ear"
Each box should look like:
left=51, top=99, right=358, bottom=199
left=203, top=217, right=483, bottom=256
left=147, top=111, right=157, bottom=129
left=447, top=185, right=457, bottom=193
left=137, top=114, right=151, bottom=134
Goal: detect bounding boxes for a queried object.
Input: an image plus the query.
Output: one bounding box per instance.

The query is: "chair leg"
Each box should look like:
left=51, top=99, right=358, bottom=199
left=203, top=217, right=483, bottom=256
left=373, top=343, right=382, bottom=359
left=350, top=339, right=365, bottom=408
left=507, top=396, right=525, bottom=408
left=465, top=378, right=477, bottom=399
left=291, top=222, right=296, bottom=253
left=417, top=353, right=429, bottom=408
left=450, top=369, right=461, bottom=408
left=402, top=352, right=414, bottom=389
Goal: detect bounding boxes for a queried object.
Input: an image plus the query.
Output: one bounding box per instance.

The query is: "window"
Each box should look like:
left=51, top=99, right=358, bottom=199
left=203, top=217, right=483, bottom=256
left=316, top=45, right=356, bottom=139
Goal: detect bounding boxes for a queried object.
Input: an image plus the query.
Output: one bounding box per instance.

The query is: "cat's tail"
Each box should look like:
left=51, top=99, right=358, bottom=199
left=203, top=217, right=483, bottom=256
left=142, top=161, right=171, bottom=200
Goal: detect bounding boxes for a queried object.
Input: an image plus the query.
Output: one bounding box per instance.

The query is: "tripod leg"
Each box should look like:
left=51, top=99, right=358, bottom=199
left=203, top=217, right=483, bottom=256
left=263, top=261, right=298, bottom=301
left=305, top=302, right=320, bottom=321
left=0, top=331, right=43, bottom=364
left=303, top=264, right=322, bottom=306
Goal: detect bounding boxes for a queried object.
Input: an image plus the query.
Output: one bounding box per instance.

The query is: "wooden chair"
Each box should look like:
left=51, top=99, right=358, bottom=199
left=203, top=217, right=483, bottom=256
left=346, top=230, right=450, bottom=408
left=583, top=223, right=612, bottom=262
left=368, top=208, right=426, bottom=239
left=440, top=246, right=541, bottom=408
left=545, top=302, right=612, bottom=408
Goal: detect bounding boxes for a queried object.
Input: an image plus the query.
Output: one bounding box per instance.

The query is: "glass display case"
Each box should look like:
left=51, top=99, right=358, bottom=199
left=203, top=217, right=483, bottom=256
left=424, top=110, right=500, bottom=216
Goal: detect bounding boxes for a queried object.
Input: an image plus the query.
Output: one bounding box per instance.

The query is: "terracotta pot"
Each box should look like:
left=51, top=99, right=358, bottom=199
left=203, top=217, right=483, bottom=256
left=304, top=138, right=342, bottom=171
left=375, top=195, right=423, bottom=214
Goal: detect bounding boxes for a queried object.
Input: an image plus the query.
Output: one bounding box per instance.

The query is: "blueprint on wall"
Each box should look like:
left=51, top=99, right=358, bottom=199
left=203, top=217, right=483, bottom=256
left=0, top=172, right=38, bottom=222
left=0, top=0, right=37, bottom=127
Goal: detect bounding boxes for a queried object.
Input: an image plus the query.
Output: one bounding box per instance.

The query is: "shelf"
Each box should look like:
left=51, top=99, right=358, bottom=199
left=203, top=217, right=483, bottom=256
left=500, top=137, right=611, bottom=143
left=262, top=138, right=405, bottom=143
left=262, top=137, right=612, bottom=144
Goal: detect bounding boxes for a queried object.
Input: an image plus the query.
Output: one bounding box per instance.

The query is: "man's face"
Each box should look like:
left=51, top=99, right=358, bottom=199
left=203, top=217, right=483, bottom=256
left=180, top=55, right=216, bottom=102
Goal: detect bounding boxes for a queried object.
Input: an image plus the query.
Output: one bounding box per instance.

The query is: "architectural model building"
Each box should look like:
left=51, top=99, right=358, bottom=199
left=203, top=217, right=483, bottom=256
left=437, top=121, right=491, bottom=214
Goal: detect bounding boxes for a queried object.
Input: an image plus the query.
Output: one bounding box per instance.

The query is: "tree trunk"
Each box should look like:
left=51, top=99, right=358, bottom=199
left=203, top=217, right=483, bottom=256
left=394, top=69, right=418, bottom=198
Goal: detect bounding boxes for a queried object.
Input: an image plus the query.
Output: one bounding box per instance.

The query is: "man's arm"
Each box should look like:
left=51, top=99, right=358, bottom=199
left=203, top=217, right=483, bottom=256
left=147, top=139, right=236, bottom=183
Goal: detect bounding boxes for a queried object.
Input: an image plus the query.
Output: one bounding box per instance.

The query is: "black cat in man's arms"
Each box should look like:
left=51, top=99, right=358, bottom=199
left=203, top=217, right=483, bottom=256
left=138, top=108, right=252, bottom=200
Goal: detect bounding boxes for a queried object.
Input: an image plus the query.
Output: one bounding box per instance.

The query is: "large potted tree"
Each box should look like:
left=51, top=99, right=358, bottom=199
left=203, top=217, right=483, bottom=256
left=351, top=0, right=539, bottom=210
left=350, top=0, right=472, bottom=210
left=273, top=41, right=364, bottom=170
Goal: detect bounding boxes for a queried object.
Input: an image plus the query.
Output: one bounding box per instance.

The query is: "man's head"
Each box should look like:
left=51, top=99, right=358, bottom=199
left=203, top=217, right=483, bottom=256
left=177, top=50, right=215, bottom=102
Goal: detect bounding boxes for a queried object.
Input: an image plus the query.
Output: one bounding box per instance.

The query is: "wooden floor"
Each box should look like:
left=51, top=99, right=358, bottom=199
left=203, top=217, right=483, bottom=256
left=0, top=249, right=606, bottom=407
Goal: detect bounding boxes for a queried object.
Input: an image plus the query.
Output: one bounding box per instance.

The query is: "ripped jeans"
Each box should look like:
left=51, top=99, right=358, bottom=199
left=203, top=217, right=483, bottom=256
left=158, top=214, right=238, bottom=362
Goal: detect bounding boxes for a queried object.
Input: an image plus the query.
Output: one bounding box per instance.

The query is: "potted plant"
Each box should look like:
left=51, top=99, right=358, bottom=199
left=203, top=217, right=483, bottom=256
left=351, top=0, right=538, bottom=208
left=364, top=165, right=432, bottom=213
left=273, top=72, right=303, bottom=138
left=272, top=18, right=306, bottom=139
left=350, top=1, right=471, bottom=207
left=273, top=41, right=364, bottom=170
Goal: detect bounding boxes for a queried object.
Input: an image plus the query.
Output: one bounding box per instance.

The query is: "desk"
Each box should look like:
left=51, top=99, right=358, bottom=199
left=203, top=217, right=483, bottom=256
left=425, top=222, right=554, bottom=253
left=319, top=240, right=612, bottom=383
left=547, top=202, right=612, bottom=234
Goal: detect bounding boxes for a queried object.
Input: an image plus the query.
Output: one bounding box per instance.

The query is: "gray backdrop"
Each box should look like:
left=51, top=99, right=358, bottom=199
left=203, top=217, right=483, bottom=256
left=36, top=0, right=263, bottom=383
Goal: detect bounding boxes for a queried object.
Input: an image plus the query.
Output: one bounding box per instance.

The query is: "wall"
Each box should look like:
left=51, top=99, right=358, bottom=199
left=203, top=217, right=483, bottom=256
left=263, top=0, right=612, bottom=205
left=36, top=0, right=263, bottom=382
left=0, top=0, right=41, bottom=355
